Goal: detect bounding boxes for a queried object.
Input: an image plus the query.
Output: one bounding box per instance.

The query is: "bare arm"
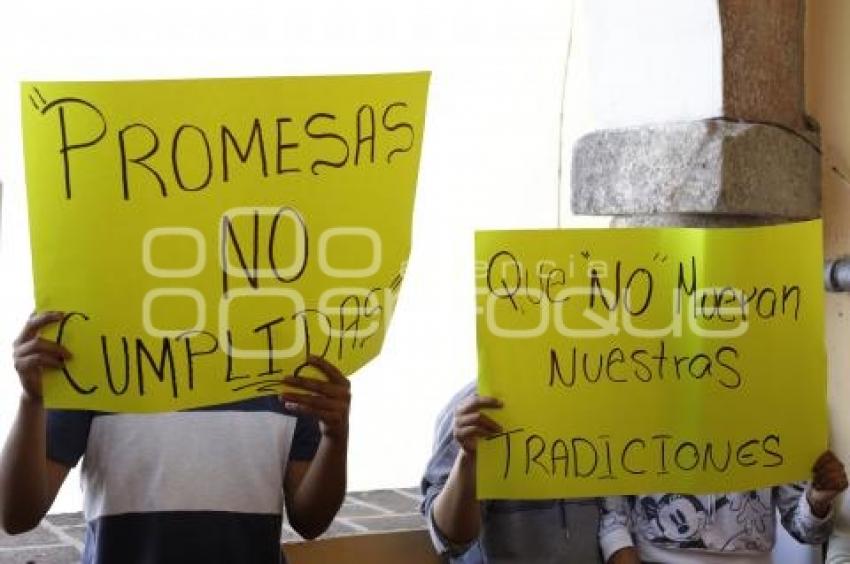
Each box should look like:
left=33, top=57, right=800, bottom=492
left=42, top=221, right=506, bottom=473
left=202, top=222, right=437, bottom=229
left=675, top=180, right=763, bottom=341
left=281, top=356, right=350, bottom=540
left=0, top=313, right=71, bottom=534
left=431, top=395, right=502, bottom=546
left=283, top=440, right=346, bottom=540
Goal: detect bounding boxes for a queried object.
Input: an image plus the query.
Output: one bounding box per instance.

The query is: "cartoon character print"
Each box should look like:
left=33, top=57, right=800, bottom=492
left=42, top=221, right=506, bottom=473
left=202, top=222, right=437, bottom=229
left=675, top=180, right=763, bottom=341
left=711, top=491, right=774, bottom=552
left=732, top=491, right=770, bottom=534
left=642, top=494, right=708, bottom=548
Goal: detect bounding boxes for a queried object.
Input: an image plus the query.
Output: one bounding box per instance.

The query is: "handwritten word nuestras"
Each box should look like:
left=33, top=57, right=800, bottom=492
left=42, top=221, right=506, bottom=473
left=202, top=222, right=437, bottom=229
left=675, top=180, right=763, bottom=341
left=549, top=341, right=742, bottom=390
left=39, top=97, right=416, bottom=200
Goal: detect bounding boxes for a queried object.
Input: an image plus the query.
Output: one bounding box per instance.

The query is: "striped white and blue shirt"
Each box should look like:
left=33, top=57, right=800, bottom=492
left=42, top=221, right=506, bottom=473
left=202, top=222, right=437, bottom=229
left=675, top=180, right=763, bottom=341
left=47, top=396, right=320, bottom=564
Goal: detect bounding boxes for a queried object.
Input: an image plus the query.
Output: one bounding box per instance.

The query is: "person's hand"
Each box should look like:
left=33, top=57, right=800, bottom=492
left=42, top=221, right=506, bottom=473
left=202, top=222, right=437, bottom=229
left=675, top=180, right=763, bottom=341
left=608, top=546, right=640, bottom=564
left=807, top=450, right=848, bottom=518
left=281, top=356, right=350, bottom=442
left=607, top=546, right=641, bottom=564
left=453, top=394, right=503, bottom=457
left=12, top=312, right=71, bottom=404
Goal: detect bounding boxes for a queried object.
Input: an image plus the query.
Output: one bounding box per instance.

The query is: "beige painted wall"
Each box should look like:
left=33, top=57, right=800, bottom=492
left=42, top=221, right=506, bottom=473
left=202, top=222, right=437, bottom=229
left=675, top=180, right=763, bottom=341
left=283, top=530, right=440, bottom=564
left=806, top=0, right=850, bottom=532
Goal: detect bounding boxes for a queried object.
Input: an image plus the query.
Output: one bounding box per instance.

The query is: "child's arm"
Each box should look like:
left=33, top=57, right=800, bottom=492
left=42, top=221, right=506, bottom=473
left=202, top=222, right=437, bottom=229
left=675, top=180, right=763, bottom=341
left=776, top=450, right=848, bottom=544
left=808, top=451, right=848, bottom=517
left=281, top=356, right=350, bottom=539
left=600, top=496, right=639, bottom=564
left=430, top=393, right=502, bottom=547
left=0, top=312, right=72, bottom=534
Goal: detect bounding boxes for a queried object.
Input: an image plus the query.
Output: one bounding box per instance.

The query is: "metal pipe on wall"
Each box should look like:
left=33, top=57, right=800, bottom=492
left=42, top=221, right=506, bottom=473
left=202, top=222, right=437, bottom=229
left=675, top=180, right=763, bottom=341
left=826, top=257, right=850, bottom=292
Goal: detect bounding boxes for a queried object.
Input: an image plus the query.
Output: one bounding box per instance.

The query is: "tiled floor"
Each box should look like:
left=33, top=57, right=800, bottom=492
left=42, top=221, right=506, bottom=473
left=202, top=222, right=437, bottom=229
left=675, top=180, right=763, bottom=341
left=0, top=487, right=426, bottom=563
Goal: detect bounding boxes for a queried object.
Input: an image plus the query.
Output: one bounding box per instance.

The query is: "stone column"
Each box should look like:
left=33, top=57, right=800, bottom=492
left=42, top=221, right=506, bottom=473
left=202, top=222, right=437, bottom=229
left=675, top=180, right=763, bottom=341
left=570, top=0, right=820, bottom=228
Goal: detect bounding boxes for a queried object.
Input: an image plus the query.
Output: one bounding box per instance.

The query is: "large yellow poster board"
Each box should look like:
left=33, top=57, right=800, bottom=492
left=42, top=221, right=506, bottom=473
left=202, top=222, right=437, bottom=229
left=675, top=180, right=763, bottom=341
left=475, top=221, right=827, bottom=498
left=22, top=73, right=429, bottom=412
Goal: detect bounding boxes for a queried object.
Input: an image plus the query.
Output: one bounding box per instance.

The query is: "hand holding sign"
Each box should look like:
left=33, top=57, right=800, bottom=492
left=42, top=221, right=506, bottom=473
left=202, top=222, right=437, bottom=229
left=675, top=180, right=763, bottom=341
left=12, top=312, right=71, bottom=404
left=281, top=356, right=351, bottom=442
left=453, top=394, right=503, bottom=457
left=808, top=450, right=849, bottom=517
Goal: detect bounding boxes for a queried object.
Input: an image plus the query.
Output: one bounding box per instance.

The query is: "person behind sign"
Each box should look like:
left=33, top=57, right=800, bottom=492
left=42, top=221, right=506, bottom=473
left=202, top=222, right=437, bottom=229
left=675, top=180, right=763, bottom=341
left=0, top=311, right=351, bottom=564
left=601, top=451, right=848, bottom=564
left=420, top=382, right=604, bottom=563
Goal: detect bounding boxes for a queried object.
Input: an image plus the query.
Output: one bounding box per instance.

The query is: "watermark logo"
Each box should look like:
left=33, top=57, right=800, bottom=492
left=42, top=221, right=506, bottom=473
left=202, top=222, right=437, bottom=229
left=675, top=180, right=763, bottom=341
left=140, top=206, right=393, bottom=358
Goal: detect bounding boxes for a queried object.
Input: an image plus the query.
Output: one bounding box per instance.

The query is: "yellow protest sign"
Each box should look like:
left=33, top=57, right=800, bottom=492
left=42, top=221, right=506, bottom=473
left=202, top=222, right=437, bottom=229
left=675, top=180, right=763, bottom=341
left=475, top=221, right=827, bottom=498
left=22, top=72, right=429, bottom=412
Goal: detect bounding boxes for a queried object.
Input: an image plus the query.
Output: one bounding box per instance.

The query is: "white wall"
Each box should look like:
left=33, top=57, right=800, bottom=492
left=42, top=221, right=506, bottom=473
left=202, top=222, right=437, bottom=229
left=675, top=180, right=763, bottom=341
left=565, top=0, right=723, bottom=133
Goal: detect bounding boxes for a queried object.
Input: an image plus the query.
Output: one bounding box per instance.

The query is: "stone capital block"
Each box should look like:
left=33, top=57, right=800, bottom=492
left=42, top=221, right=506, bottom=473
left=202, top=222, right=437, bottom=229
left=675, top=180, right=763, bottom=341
left=571, top=120, right=820, bottom=219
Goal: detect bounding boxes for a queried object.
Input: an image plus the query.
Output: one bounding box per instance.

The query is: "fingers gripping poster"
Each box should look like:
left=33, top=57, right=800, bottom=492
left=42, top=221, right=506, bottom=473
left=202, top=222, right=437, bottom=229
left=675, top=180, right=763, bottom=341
left=22, top=73, right=430, bottom=412
left=475, top=221, right=827, bottom=497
